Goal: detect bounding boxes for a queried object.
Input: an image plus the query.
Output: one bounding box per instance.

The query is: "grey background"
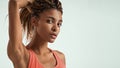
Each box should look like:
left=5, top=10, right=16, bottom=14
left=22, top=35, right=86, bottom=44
left=0, top=0, right=120, bottom=68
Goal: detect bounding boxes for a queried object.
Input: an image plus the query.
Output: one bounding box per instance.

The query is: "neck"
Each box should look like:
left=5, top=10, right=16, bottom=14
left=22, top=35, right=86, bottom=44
left=28, top=33, right=50, bottom=55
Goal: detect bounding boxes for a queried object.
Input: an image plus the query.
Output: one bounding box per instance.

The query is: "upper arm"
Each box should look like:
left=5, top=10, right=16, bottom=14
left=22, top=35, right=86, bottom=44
left=7, top=40, right=29, bottom=63
left=8, top=1, right=22, bottom=45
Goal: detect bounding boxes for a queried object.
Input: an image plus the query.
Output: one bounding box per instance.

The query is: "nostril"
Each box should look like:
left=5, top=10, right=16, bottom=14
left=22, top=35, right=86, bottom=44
left=52, top=24, right=58, bottom=32
left=52, top=28, right=56, bottom=32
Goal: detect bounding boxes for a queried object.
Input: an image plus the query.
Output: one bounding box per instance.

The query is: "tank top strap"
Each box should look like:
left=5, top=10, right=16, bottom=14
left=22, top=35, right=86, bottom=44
left=49, top=49, right=66, bottom=68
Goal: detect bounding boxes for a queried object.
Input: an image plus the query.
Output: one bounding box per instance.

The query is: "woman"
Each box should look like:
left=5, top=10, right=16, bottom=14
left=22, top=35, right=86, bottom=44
left=7, top=0, right=66, bottom=68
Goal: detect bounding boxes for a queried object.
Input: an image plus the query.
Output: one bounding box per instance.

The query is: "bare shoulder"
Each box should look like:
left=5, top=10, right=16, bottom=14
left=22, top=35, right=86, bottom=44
left=53, top=50, right=66, bottom=64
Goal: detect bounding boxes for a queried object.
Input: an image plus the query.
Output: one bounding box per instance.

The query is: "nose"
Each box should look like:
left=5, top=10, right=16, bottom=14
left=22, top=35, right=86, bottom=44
left=51, top=24, right=58, bottom=32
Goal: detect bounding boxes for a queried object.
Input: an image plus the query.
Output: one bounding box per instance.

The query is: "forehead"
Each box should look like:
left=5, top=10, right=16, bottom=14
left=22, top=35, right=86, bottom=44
left=39, top=9, right=62, bottom=20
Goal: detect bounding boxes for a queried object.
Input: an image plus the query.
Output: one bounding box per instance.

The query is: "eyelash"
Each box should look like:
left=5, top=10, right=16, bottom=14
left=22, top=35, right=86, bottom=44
left=46, top=19, right=62, bottom=27
left=46, top=19, right=53, bottom=24
left=58, top=22, right=62, bottom=27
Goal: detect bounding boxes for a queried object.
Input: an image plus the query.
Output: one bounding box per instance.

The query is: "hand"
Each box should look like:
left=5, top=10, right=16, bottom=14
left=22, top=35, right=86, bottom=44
left=9, top=0, right=34, bottom=8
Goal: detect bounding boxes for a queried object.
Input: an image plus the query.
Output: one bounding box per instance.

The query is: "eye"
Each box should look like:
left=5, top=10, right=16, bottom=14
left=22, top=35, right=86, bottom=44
left=46, top=19, right=53, bottom=24
left=58, top=22, right=62, bottom=27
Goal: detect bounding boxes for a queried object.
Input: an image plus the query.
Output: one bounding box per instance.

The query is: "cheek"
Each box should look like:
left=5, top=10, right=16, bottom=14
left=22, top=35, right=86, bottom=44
left=37, top=24, right=51, bottom=35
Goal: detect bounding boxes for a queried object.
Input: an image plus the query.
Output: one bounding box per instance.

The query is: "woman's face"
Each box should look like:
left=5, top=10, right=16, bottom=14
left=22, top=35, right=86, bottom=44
left=34, top=9, right=62, bottom=43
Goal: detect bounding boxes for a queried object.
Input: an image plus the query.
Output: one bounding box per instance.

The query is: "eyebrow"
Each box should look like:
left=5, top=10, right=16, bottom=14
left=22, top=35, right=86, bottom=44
left=46, top=16, right=63, bottom=23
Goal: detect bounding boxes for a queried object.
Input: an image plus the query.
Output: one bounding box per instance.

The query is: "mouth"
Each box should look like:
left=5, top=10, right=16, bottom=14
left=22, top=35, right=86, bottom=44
left=50, top=33, right=57, bottom=39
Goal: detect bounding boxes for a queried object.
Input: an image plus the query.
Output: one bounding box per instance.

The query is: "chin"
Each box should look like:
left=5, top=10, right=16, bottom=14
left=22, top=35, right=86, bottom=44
left=48, top=39, right=56, bottom=43
left=49, top=41, right=54, bottom=43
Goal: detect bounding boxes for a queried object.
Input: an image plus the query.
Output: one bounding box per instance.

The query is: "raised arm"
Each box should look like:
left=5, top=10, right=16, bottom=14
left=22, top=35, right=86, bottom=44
left=8, top=1, right=22, bottom=49
left=7, top=0, right=30, bottom=67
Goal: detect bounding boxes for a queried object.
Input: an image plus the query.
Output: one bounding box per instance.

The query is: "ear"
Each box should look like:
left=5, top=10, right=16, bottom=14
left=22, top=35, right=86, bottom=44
left=31, top=17, right=38, bottom=27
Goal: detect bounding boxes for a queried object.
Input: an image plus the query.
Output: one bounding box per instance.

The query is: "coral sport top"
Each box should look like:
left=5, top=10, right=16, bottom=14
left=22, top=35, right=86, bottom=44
left=28, top=49, right=66, bottom=68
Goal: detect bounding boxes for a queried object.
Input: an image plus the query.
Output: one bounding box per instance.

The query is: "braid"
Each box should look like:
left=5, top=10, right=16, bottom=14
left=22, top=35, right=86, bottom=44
left=20, top=0, right=63, bottom=40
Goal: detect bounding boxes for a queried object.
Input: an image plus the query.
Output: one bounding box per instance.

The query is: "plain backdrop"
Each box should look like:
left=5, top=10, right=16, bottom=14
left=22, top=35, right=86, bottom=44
left=0, top=0, right=120, bottom=68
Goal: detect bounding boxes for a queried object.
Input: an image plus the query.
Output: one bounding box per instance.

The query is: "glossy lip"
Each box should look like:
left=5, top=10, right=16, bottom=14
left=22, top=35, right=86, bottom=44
left=50, top=33, right=57, bottom=39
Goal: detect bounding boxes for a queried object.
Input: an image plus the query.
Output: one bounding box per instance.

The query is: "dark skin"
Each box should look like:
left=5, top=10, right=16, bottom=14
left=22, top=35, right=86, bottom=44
left=7, top=0, right=65, bottom=68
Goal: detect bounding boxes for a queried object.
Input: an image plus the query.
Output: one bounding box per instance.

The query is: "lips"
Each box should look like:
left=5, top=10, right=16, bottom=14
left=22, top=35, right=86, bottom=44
left=50, top=33, right=57, bottom=39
